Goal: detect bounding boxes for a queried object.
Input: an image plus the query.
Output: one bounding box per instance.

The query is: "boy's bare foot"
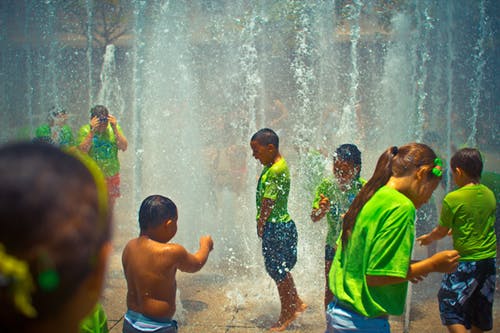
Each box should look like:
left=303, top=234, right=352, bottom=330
left=269, top=312, right=299, bottom=332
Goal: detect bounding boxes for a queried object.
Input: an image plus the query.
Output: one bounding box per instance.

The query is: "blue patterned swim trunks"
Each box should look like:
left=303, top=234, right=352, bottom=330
left=438, top=258, right=496, bottom=331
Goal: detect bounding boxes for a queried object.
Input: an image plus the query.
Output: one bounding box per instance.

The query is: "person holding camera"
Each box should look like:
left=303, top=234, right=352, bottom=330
left=78, top=105, right=128, bottom=209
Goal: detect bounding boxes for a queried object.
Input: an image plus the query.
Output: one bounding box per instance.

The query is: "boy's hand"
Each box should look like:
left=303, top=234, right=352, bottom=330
left=416, top=233, right=432, bottom=246
left=108, top=114, right=118, bottom=128
left=200, top=235, right=214, bottom=251
left=319, top=194, right=330, bottom=212
left=430, top=250, right=460, bottom=273
left=90, top=116, right=100, bottom=132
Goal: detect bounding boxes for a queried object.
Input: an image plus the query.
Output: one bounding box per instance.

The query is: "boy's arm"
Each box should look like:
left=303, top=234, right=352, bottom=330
left=177, top=236, right=213, bottom=273
left=366, top=250, right=460, bottom=286
left=257, top=198, right=275, bottom=238
left=78, top=119, right=99, bottom=153
left=417, top=225, right=450, bottom=246
left=109, top=117, right=128, bottom=151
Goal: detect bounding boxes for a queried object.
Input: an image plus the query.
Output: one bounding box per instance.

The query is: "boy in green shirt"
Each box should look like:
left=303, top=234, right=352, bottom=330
left=418, top=148, right=497, bottom=333
left=310, top=143, right=364, bottom=310
left=250, top=128, right=307, bottom=331
left=35, top=107, right=75, bottom=149
left=78, top=105, right=128, bottom=208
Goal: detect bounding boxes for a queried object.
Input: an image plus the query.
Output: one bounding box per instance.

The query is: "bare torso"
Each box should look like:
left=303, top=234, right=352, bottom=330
left=122, top=237, right=181, bottom=320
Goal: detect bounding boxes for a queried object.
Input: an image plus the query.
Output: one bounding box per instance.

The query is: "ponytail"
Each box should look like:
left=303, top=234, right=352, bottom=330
left=341, top=146, right=397, bottom=246
left=341, top=143, right=439, bottom=247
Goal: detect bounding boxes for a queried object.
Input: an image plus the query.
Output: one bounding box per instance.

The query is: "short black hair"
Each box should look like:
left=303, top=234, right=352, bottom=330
left=450, top=148, right=483, bottom=180
left=250, top=128, right=279, bottom=149
left=90, top=105, right=109, bottom=119
left=334, top=144, right=362, bottom=167
left=138, top=195, right=177, bottom=230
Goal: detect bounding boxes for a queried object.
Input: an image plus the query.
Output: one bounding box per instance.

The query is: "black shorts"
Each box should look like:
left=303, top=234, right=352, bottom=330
left=262, top=220, right=297, bottom=282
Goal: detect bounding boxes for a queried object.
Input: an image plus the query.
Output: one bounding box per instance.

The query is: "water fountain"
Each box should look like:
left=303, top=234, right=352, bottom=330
left=0, top=1, right=498, bottom=331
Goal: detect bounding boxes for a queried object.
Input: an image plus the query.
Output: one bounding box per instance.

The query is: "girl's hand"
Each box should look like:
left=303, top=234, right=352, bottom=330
left=409, top=273, right=427, bottom=284
left=430, top=250, right=460, bottom=273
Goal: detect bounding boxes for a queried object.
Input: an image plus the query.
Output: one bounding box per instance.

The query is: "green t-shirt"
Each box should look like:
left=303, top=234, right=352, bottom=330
left=439, top=184, right=497, bottom=261
left=35, top=124, right=75, bottom=148
left=256, top=157, right=291, bottom=223
left=481, top=171, right=500, bottom=204
left=312, top=177, right=364, bottom=247
left=80, top=303, right=108, bottom=333
left=331, top=186, right=415, bottom=317
left=78, top=124, right=124, bottom=177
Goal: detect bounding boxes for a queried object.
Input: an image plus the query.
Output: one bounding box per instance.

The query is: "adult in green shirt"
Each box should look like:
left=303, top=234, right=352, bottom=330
left=35, top=107, right=75, bottom=149
left=78, top=105, right=128, bottom=208
left=327, top=143, right=460, bottom=333
left=311, top=143, right=364, bottom=310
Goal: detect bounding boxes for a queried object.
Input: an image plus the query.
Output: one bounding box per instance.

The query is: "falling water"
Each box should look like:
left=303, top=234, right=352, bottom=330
left=291, top=1, right=318, bottom=151
left=1, top=1, right=498, bottom=331
left=445, top=1, right=455, bottom=192
left=338, top=0, right=361, bottom=142
left=96, top=44, right=125, bottom=118
left=413, top=0, right=434, bottom=141
left=86, top=0, right=94, bottom=108
left=23, top=0, right=34, bottom=137
left=467, top=0, right=489, bottom=147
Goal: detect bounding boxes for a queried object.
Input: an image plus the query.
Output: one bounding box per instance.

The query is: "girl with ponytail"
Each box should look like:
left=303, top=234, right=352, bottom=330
left=326, top=143, right=460, bottom=333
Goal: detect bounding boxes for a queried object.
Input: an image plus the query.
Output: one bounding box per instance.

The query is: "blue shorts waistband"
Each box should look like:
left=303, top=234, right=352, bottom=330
left=125, top=310, right=178, bottom=331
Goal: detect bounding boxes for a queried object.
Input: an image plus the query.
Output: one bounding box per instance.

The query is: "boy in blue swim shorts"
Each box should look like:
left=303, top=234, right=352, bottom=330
left=418, top=148, right=496, bottom=332
left=122, top=195, right=214, bottom=333
left=250, top=128, right=307, bottom=331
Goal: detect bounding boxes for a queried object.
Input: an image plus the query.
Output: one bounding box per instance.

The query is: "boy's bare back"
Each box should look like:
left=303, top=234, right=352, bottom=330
left=122, top=235, right=213, bottom=321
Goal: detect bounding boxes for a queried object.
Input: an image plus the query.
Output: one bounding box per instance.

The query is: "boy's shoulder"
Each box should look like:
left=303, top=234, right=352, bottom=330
left=269, top=157, right=289, bottom=173
left=124, top=237, right=185, bottom=255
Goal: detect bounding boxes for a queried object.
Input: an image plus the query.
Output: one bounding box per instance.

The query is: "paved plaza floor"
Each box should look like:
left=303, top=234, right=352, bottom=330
left=101, top=200, right=500, bottom=333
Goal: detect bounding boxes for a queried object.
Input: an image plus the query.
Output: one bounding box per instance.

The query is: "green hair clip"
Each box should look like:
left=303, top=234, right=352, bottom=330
left=432, top=158, right=443, bottom=177
left=0, top=244, right=37, bottom=318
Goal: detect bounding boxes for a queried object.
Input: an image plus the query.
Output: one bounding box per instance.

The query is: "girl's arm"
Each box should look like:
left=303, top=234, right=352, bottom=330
left=366, top=250, right=460, bottom=286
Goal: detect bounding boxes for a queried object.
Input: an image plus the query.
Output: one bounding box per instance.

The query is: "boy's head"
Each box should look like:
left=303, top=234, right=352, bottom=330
left=450, top=148, right=483, bottom=183
left=139, top=195, right=178, bottom=232
left=250, top=128, right=279, bottom=166
left=0, top=142, right=111, bottom=330
left=333, top=144, right=362, bottom=184
left=47, top=106, right=68, bottom=125
left=90, top=105, right=109, bottom=131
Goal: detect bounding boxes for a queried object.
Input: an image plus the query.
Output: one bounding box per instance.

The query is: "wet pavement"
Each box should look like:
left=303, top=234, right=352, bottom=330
left=101, top=201, right=500, bottom=333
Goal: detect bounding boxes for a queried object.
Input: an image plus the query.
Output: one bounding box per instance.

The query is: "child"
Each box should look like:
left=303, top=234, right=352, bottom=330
left=417, top=148, right=497, bottom=333
left=326, top=143, right=460, bottom=333
left=122, top=195, right=214, bottom=333
left=78, top=105, right=128, bottom=208
left=250, top=128, right=307, bottom=331
left=310, top=144, right=364, bottom=310
left=35, top=106, right=75, bottom=149
left=0, top=141, right=112, bottom=333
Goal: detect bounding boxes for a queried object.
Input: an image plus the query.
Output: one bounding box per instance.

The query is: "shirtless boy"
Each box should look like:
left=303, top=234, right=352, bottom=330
left=122, top=195, right=214, bottom=333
